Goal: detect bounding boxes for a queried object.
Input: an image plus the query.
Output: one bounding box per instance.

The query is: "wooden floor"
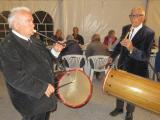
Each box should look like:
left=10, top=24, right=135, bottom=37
left=0, top=72, right=160, bottom=120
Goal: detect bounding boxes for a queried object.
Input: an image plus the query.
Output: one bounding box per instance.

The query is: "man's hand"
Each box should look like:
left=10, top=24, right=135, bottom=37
left=120, top=38, right=134, bottom=52
left=45, top=84, right=55, bottom=97
left=107, top=57, right=113, bottom=64
left=105, top=57, right=113, bottom=68
left=53, top=42, right=66, bottom=52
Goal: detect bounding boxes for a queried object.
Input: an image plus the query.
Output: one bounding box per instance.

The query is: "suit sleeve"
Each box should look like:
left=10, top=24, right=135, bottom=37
left=0, top=43, right=48, bottom=99
left=110, top=26, right=127, bottom=60
left=129, top=30, right=154, bottom=61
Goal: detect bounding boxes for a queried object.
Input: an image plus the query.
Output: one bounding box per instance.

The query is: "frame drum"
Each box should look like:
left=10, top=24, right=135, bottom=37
left=56, top=69, right=92, bottom=108
left=103, top=68, right=160, bottom=114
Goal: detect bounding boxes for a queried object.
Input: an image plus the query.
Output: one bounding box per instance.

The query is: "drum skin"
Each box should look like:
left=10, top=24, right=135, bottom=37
left=56, top=69, right=92, bottom=108
left=103, top=68, right=160, bottom=114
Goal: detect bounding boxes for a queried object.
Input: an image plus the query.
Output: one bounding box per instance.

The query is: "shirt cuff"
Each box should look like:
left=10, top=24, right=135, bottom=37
left=50, top=48, right=60, bottom=58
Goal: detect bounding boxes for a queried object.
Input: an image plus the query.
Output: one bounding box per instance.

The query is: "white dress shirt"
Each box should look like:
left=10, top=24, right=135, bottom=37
left=12, top=30, right=29, bottom=41
left=129, top=23, right=143, bottom=40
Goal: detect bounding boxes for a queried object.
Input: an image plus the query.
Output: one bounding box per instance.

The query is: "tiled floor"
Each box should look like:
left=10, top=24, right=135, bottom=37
left=0, top=72, right=159, bottom=120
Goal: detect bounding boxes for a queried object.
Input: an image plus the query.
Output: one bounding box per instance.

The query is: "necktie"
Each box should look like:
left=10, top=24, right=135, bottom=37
left=28, top=39, right=32, bottom=43
left=27, top=39, right=32, bottom=47
left=129, top=28, right=134, bottom=40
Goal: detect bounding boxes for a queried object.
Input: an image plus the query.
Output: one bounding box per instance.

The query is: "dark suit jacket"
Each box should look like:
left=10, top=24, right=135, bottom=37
left=111, top=24, right=154, bottom=77
left=0, top=31, right=57, bottom=116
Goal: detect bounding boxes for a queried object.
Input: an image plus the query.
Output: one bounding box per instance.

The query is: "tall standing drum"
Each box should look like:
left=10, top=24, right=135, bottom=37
left=103, top=68, right=160, bottom=114
left=56, top=69, right=92, bottom=108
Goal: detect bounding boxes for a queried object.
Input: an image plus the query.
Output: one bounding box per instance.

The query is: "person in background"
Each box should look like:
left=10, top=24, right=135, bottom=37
left=85, top=33, right=109, bottom=58
left=108, top=7, right=154, bottom=120
left=47, top=29, right=64, bottom=45
left=103, top=29, right=117, bottom=51
left=85, top=34, right=110, bottom=79
left=60, top=34, right=83, bottom=56
left=59, top=35, right=83, bottom=68
left=72, top=26, right=84, bottom=46
left=53, top=29, right=64, bottom=42
left=0, top=7, right=64, bottom=120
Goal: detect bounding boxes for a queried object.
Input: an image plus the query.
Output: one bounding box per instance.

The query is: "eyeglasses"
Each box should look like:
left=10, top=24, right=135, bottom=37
left=129, top=14, right=144, bottom=18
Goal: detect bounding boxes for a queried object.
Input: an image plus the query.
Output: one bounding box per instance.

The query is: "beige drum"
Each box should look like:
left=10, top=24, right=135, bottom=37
left=56, top=69, right=92, bottom=108
left=103, top=68, right=160, bottom=114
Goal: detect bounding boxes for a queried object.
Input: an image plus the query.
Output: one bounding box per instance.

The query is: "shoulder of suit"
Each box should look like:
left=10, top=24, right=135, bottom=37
left=0, top=33, right=15, bottom=52
left=122, top=25, right=132, bottom=32
left=143, top=25, right=154, bottom=34
left=123, top=24, right=131, bottom=29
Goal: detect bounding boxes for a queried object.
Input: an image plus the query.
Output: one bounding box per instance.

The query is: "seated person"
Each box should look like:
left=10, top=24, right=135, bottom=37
left=103, top=30, right=117, bottom=51
left=48, top=29, right=64, bottom=45
left=85, top=33, right=109, bottom=58
left=72, top=26, right=84, bottom=46
left=60, top=35, right=83, bottom=56
left=85, top=34, right=110, bottom=79
left=59, top=35, right=84, bottom=67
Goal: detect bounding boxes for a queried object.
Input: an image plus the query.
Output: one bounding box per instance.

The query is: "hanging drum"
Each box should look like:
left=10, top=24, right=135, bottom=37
left=56, top=69, right=92, bottom=108
left=103, top=68, right=160, bottom=114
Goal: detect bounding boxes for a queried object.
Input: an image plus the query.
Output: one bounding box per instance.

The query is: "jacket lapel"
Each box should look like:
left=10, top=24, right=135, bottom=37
left=131, top=26, right=144, bottom=46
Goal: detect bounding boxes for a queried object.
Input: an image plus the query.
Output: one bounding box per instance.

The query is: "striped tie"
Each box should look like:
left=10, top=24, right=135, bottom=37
left=129, top=28, right=134, bottom=40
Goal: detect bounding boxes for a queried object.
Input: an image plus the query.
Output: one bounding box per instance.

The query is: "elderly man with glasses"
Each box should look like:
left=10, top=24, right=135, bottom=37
left=107, top=7, right=154, bottom=120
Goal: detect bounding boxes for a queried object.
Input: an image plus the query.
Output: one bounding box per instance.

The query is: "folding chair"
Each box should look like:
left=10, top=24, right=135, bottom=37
left=62, top=55, right=86, bottom=70
left=88, top=55, right=109, bottom=81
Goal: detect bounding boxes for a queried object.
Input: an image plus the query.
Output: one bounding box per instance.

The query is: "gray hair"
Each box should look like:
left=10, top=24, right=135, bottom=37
left=8, top=7, right=31, bottom=28
left=131, top=7, right=145, bottom=16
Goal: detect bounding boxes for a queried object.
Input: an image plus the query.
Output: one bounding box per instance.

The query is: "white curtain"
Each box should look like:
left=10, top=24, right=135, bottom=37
left=61, top=0, right=146, bottom=43
left=1, top=0, right=159, bottom=43
left=146, top=0, right=160, bottom=43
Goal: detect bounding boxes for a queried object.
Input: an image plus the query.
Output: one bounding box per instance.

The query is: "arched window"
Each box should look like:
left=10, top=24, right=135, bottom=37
left=0, top=11, right=10, bottom=41
left=33, top=11, right=54, bottom=45
left=0, top=10, right=54, bottom=44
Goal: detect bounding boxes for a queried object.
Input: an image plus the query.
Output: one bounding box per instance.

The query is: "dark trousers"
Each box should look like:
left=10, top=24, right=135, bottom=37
left=116, top=99, right=135, bottom=113
left=22, top=112, right=50, bottom=120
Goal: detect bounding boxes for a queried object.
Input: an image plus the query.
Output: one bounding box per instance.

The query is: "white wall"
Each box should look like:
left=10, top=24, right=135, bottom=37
left=61, top=0, right=146, bottom=43
left=0, top=0, right=159, bottom=44
left=146, top=0, right=160, bottom=43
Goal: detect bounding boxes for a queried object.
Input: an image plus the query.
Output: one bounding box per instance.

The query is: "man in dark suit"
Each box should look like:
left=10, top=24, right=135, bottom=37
left=108, top=7, right=154, bottom=120
left=0, top=7, right=64, bottom=120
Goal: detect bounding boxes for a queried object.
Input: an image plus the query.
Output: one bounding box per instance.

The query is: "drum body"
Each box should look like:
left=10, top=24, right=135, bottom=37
left=56, top=69, right=92, bottom=108
left=103, top=68, right=160, bottom=114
